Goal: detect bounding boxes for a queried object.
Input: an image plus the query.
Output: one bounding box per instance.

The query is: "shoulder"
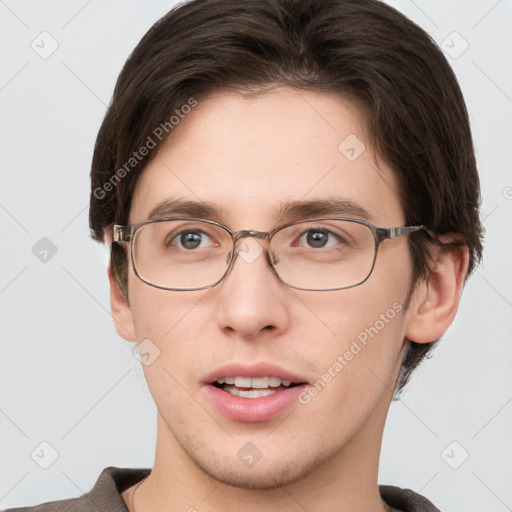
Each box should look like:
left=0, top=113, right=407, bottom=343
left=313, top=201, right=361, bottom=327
left=3, top=495, right=86, bottom=512
left=379, top=484, right=441, bottom=512
left=2, top=466, right=151, bottom=512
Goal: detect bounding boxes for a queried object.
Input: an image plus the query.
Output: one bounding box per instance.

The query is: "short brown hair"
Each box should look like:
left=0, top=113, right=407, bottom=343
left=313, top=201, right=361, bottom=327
left=89, top=0, right=483, bottom=394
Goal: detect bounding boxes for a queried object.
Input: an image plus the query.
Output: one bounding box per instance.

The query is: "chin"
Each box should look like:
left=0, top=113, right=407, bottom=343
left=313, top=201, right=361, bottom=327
left=188, top=448, right=322, bottom=490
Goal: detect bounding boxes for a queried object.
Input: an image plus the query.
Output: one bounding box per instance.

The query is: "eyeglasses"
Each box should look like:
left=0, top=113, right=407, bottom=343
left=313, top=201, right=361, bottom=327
left=113, top=217, right=426, bottom=291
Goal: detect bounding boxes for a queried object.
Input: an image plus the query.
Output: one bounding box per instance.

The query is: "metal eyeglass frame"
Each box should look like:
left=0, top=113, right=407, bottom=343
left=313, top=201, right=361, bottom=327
left=113, top=217, right=428, bottom=292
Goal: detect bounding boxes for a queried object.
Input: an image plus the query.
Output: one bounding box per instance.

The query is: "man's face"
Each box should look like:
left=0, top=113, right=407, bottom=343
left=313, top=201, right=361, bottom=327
left=124, top=88, right=415, bottom=488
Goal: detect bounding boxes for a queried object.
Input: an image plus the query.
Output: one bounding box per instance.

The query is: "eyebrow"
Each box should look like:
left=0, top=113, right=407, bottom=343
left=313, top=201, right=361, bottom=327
left=148, top=198, right=224, bottom=221
left=146, top=197, right=373, bottom=224
left=276, top=198, right=373, bottom=223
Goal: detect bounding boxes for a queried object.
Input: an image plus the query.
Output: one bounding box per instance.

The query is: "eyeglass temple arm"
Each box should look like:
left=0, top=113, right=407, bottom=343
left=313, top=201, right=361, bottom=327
left=113, top=225, right=132, bottom=243
left=375, top=225, right=434, bottom=243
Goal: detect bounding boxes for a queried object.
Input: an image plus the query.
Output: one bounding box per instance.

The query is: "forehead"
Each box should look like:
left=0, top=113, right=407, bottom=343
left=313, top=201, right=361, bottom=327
left=129, top=88, right=404, bottom=228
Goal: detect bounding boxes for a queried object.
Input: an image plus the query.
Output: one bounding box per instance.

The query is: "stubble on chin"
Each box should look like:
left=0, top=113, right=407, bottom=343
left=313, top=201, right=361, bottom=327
left=178, top=434, right=327, bottom=490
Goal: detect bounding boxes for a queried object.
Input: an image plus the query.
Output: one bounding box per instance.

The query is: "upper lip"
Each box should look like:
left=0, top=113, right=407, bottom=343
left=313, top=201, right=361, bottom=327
left=202, top=362, right=308, bottom=385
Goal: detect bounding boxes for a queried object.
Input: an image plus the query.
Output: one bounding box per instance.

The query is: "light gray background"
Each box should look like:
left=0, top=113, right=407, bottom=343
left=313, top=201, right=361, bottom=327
left=0, top=0, right=511, bottom=510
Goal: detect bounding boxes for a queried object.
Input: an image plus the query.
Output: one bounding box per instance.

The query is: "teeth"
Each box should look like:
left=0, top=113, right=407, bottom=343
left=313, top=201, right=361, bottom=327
left=225, top=387, right=278, bottom=398
left=215, top=376, right=293, bottom=388
left=234, top=376, right=252, bottom=388
left=268, top=377, right=281, bottom=387
left=249, top=377, right=269, bottom=389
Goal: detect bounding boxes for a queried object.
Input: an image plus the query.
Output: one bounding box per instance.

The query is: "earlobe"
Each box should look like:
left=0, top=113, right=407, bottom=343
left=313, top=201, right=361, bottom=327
left=108, top=263, right=137, bottom=342
left=405, top=244, right=469, bottom=344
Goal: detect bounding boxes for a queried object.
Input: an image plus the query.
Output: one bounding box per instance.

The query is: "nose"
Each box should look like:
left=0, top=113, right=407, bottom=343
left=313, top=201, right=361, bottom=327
left=215, top=237, right=290, bottom=341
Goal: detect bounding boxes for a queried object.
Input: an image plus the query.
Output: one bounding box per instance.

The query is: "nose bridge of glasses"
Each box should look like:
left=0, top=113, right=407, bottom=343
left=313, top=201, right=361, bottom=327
left=233, top=229, right=269, bottom=242
left=230, top=229, right=278, bottom=266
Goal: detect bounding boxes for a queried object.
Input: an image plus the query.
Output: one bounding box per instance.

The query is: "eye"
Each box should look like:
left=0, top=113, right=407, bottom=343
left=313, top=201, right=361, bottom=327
left=169, top=229, right=214, bottom=250
left=297, top=228, right=342, bottom=249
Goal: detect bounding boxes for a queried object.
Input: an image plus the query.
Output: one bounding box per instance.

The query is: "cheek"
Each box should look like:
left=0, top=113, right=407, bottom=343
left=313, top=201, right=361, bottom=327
left=127, top=284, right=213, bottom=416
left=128, top=278, right=212, bottom=369
left=295, top=271, right=410, bottom=403
left=301, top=270, right=409, bottom=351
left=293, top=296, right=407, bottom=436
left=128, top=270, right=207, bottom=336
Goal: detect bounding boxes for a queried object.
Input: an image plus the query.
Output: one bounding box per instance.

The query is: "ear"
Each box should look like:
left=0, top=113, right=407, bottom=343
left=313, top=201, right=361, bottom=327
left=405, top=242, right=469, bottom=343
left=108, top=262, right=137, bottom=342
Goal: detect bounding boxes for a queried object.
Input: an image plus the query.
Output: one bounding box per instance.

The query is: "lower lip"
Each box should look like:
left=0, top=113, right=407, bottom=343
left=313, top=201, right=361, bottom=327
left=203, top=384, right=306, bottom=422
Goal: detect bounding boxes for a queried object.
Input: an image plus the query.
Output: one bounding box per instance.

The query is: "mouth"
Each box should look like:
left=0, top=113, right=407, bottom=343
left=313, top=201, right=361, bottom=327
left=212, top=376, right=301, bottom=398
left=202, top=363, right=309, bottom=422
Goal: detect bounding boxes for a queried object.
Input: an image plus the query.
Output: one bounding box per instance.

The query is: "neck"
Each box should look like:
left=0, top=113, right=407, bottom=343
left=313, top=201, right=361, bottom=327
left=130, top=398, right=393, bottom=512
